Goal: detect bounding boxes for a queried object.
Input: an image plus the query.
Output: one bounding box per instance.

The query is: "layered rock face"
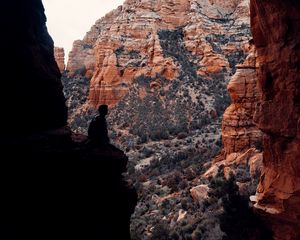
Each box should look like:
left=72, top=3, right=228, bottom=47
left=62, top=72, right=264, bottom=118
left=54, top=47, right=65, bottom=72
left=250, top=1, right=300, bottom=239
left=67, top=0, right=251, bottom=106
left=0, top=0, right=67, bottom=131
left=0, top=1, right=136, bottom=238
left=205, top=45, right=263, bottom=179
left=222, top=45, right=261, bottom=156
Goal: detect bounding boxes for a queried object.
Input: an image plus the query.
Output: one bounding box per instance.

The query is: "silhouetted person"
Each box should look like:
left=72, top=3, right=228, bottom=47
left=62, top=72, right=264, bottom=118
left=88, top=105, right=110, bottom=144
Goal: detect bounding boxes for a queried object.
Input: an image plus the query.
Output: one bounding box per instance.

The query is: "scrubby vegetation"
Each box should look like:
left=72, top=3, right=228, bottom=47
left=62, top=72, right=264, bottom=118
left=62, top=25, right=266, bottom=239
left=101, top=28, right=265, bottom=239
left=109, top=28, right=230, bottom=152
left=130, top=167, right=271, bottom=240
left=61, top=73, right=96, bottom=133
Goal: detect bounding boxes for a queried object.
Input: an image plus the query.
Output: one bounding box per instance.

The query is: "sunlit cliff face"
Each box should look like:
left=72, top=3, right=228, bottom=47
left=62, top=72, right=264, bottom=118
left=50, top=0, right=300, bottom=238
left=64, top=0, right=250, bottom=107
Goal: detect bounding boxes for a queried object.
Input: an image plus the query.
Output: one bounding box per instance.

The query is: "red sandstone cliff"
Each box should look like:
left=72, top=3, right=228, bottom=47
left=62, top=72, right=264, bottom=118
left=54, top=47, right=65, bottom=73
left=205, top=1, right=300, bottom=237
left=205, top=44, right=263, bottom=178
left=67, top=0, right=251, bottom=107
left=222, top=46, right=261, bottom=156
left=62, top=1, right=300, bottom=238
left=250, top=1, right=300, bottom=239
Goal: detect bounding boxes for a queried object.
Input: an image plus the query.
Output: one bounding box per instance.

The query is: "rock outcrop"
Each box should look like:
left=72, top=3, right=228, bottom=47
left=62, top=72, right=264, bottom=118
left=0, top=1, right=137, bottom=239
left=222, top=45, right=262, bottom=156
left=205, top=45, right=263, bottom=178
left=67, top=0, right=251, bottom=107
left=190, top=184, right=209, bottom=203
left=250, top=1, right=300, bottom=239
left=1, top=129, right=137, bottom=239
left=54, top=47, right=65, bottom=72
left=0, top=0, right=67, bottom=131
left=67, top=39, right=96, bottom=79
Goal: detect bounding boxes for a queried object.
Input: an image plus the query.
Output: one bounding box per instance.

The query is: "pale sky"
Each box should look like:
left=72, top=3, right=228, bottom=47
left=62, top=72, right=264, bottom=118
left=43, top=0, right=124, bottom=59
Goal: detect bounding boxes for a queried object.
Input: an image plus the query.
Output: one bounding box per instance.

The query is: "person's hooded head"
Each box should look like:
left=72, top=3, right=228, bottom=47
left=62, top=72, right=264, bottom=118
left=98, top=104, right=108, bottom=116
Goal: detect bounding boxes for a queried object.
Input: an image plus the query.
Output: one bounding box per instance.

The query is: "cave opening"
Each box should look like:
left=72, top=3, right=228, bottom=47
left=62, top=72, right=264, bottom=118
left=3, top=0, right=299, bottom=239
left=45, top=0, right=272, bottom=239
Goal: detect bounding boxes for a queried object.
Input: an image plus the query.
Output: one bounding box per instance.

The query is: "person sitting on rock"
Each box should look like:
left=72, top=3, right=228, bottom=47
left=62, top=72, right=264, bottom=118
left=88, top=104, right=110, bottom=144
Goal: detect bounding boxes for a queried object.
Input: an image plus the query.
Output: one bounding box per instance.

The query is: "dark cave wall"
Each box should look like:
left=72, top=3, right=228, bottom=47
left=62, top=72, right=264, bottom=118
left=0, top=0, right=67, bottom=131
left=0, top=2, right=136, bottom=239
left=250, top=0, right=300, bottom=239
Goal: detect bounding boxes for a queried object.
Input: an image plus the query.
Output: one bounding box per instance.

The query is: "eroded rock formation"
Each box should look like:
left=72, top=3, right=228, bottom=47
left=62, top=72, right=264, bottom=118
left=250, top=1, right=300, bottom=239
left=67, top=39, right=95, bottom=79
left=67, top=0, right=251, bottom=106
left=54, top=47, right=65, bottom=72
left=222, top=45, right=262, bottom=156
left=205, top=45, right=263, bottom=178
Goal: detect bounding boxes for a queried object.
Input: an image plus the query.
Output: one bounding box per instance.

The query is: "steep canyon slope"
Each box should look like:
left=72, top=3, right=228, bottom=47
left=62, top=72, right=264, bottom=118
left=66, top=0, right=250, bottom=106
left=61, top=0, right=300, bottom=239
left=62, top=0, right=263, bottom=239
left=65, top=0, right=252, bottom=149
left=205, top=45, right=263, bottom=180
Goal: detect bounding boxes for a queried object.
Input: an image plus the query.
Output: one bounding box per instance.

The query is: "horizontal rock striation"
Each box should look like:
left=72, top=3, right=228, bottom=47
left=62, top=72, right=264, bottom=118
left=67, top=0, right=251, bottom=107
left=222, top=46, right=262, bottom=156
left=205, top=45, right=263, bottom=178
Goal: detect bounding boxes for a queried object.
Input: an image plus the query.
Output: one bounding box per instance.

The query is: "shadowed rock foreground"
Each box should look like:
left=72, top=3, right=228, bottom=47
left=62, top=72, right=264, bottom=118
left=0, top=1, right=136, bottom=239
left=1, top=129, right=136, bottom=239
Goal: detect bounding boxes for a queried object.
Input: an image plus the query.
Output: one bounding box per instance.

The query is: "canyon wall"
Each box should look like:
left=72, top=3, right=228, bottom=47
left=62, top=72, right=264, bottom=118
left=67, top=0, right=251, bottom=107
left=205, top=45, right=263, bottom=178
left=208, top=1, right=300, bottom=238
left=250, top=0, right=300, bottom=239
left=0, top=0, right=67, bottom=131
left=62, top=0, right=300, bottom=238
left=222, top=46, right=261, bottom=157
left=54, top=47, right=66, bottom=72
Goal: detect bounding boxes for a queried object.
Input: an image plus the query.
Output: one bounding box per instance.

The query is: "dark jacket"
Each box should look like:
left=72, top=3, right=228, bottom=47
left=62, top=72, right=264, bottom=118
left=88, top=115, right=109, bottom=143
